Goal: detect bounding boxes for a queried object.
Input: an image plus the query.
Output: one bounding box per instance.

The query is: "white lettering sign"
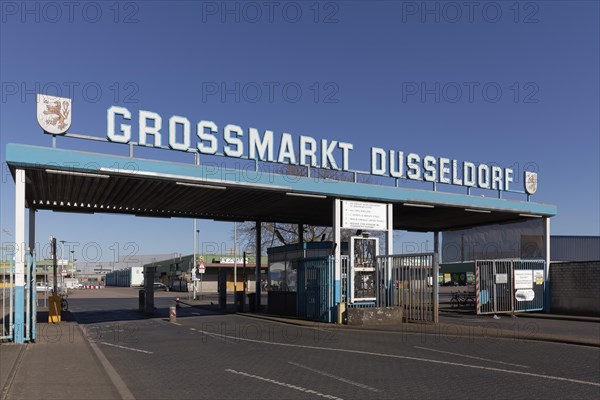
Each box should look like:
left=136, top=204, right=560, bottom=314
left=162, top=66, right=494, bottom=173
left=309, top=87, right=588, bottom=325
left=342, top=201, right=387, bottom=231
left=105, top=106, right=523, bottom=193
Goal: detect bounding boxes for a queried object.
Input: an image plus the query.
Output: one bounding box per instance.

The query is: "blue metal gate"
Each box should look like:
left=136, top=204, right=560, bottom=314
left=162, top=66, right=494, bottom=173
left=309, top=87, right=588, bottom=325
left=476, top=259, right=545, bottom=315
left=297, top=256, right=333, bottom=323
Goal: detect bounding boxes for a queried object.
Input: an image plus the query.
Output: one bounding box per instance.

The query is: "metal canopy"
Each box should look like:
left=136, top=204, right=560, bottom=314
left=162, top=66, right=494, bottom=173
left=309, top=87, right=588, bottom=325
left=6, top=144, right=557, bottom=231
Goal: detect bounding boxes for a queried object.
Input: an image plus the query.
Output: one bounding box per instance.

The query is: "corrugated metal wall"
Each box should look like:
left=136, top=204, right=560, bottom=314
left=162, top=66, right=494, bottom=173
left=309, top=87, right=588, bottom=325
left=551, top=236, right=600, bottom=262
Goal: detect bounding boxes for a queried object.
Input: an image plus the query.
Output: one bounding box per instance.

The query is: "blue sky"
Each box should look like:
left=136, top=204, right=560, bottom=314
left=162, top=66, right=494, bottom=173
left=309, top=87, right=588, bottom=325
left=1, top=1, right=598, bottom=263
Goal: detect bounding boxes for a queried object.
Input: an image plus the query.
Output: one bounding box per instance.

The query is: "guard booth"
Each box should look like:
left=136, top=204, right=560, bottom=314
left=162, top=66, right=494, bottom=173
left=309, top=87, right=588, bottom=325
left=266, top=242, right=343, bottom=320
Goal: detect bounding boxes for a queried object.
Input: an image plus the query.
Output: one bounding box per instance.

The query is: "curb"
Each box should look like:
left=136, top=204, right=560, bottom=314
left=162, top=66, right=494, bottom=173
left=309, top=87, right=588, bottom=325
left=236, top=312, right=600, bottom=348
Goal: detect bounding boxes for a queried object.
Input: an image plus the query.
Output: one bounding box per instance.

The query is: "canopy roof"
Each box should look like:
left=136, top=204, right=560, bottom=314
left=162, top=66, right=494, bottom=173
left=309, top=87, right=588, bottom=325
left=6, top=144, right=556, bottom=232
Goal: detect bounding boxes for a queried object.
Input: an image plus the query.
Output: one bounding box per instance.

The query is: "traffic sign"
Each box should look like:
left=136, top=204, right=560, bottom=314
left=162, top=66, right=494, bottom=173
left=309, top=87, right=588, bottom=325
left=197, top=262, right=206, bottom=274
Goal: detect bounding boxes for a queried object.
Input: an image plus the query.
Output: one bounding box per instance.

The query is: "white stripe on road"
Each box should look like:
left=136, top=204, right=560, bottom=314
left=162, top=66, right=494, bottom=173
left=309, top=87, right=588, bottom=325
left=288, top=361, right=380, bottom=393
left=225, top=369, right=343, bottom=400
left=197, top=330, right=600, bottom=388
left=98, top=342, right=153, bottom=354
left=414, top=346, right=530, bottom=368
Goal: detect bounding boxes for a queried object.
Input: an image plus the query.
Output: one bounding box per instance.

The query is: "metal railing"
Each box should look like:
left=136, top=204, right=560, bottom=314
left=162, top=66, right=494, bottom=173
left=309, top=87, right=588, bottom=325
left=344, top=253, right=434, bottom=322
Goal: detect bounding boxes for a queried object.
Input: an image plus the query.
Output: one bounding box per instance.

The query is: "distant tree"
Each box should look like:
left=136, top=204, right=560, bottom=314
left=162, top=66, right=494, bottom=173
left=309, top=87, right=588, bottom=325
left=236, top=163, right=374, bottom=254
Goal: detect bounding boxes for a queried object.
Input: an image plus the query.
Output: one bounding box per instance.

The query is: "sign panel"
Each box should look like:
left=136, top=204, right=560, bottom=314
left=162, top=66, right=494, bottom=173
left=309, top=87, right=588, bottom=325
left=342, top=201, right=387, bottom=231
left=220, top=257, right=247, bottom=264
left=198, top=262, right=206, bottom=274
left=495, top=273, right=508, bottom=284
left=514, top=270, right=533, bottom=289
left=533, top=270, right=544, bottom=285
left=515, top=289, right=535, bottom=302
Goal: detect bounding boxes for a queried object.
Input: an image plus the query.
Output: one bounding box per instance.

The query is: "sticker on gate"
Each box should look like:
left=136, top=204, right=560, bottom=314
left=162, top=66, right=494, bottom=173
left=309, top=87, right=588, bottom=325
left=495, top=273, right=508, bottom=284
left=533, top=270, right=544, bottom=285
left=515, top=289, right=535, bottom=301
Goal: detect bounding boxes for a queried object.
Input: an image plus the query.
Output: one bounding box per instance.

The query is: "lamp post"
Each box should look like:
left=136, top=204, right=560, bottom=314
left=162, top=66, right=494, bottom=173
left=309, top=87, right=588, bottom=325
left=70, top=250, right=74, bottom=278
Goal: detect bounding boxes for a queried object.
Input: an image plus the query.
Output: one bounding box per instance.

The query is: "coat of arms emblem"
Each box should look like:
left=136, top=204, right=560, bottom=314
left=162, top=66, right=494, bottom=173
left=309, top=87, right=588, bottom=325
left=524, top=171, right=538, bottom=195
left=37, top=94, right=72, bottom=134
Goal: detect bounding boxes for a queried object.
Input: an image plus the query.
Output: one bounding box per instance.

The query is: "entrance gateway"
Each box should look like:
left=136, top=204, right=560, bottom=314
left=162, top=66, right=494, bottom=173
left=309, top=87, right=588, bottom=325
left=3, top=94, right=556, bottom=342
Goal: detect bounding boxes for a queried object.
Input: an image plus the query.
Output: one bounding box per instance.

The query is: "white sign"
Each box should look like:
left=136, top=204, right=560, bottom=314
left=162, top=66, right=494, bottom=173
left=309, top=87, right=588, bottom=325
left=342, top=201, right=387, bottom=231
left=514, top=270, right=533, bottom=289
left=105, top=106, right=522, bottom=193
left=515, top=289, right=535, bottom=302
left=533, top=270, right=544, bottom=285
left=58, top=259, right=69, bottom=266
left=495, top=273, right=508, bottom=284
left=220, top=257, right=247, bottom=264
left=197, top=263, right=206, bottom=274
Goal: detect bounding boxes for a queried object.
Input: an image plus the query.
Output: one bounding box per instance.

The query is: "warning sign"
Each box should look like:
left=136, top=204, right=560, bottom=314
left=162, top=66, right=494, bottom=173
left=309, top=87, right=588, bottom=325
left=533, top=270, right=544, bottom=285
left=514, top=270, right=533, bottom=289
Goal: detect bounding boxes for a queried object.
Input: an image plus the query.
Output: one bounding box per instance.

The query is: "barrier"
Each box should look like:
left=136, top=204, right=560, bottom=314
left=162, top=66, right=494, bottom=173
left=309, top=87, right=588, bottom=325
left=476, top=259, right=545, bottom=315
left=297, top=256, right=334, bottom=323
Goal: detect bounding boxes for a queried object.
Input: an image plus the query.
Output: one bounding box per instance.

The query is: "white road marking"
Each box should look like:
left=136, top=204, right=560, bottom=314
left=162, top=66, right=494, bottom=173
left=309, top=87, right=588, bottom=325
left=288, top=361, right=380, bottom=393
left=199, top=330, right=239, bottom=345
left=171, top=322, right=182, bottom=326
left=414, top=346, right=530, bottom=368
left=225, top=368, right=343, bottom=400
left=98, top=342, right=153, bottom=354
left=197, top=329, right=600, bottom=388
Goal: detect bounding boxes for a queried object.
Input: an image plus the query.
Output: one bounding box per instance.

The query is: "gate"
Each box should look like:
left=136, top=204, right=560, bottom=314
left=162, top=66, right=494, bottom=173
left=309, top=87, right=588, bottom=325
left=1, top=252, right=36, bottom=342
left=297, top=256, right=333, bottom=323
left=476, top=259, right=545, bottom=315
left=374, top=254, right=435, bottom=322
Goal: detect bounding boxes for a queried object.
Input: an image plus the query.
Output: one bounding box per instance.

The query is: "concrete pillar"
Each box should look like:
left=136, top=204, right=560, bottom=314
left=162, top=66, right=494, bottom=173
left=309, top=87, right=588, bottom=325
left=255, top=221, right=262, bottom=311
left=14, top=169, right=25, bottom=343
left=298, top=224, right=304, bottom=244
left=433, top=231, right=440, bottom=323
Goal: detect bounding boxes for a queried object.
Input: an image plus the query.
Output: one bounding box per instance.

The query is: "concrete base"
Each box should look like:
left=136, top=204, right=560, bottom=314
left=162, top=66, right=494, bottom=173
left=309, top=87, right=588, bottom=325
left=346, top=306, right=403, bottom=326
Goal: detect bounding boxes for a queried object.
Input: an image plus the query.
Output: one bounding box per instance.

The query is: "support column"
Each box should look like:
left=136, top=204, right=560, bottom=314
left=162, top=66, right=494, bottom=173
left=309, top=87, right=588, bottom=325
left=333, top=199, right=342, bottom=322
left=255, top=221, right=262, bottom=312
left=433, top=231, right=440, bottom=323
left=544, top=217, right=551, bottom=313
left=297, top=224, right=304, bottom=244
left=29, top=208, right=36, bottom=341
left=385, top=204, right=394, bottom=281
left=14, top=169, right=25, bottom=343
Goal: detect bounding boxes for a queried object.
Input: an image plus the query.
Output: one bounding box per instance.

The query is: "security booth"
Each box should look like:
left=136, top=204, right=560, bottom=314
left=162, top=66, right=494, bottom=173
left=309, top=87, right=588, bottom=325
left=266, top=242, right=344, bottom=319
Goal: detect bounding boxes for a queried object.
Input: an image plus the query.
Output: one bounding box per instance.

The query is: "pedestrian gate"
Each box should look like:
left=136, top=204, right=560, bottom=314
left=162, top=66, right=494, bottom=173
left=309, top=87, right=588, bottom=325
left=297, top=256, right=334, bottom=323
left=476, top=259, right=545, bottom=315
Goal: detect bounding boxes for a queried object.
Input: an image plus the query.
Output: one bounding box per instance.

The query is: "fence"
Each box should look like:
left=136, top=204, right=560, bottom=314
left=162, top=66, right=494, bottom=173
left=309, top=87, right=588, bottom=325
left=476, top=259, right=545, bottom=315
left=297, top=256, right=334, bottom=323
left=342, top=253, right=434, bottom=322
left=1, top=252, right=37, bottom=342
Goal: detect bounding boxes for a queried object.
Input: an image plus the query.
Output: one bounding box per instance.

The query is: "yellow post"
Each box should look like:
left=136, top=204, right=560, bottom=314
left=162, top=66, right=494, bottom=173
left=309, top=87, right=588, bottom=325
left=48, top=295, right=62, bottom=323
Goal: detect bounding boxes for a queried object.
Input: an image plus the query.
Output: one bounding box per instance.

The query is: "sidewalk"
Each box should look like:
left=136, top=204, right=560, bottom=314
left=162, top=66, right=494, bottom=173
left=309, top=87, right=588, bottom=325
left=175, top=295, right=600, bottom=348
left=0, top=313, right=126, bottom=400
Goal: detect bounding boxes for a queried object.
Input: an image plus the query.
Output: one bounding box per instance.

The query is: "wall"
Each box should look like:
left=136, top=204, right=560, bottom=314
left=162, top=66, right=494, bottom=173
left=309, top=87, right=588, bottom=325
left=550, top=261, right=600, bottom=317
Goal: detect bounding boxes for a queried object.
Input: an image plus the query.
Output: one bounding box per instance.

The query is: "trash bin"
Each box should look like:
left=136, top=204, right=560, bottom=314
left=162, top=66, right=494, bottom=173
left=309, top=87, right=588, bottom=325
left=247, top=293, right=256, bottom=312
left=235, top=291, right=245, bottom=312
left=139, top=290, right=145, bottom=313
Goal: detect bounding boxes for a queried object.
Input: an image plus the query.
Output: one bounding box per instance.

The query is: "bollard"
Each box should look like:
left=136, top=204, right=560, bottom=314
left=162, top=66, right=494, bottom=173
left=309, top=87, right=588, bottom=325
left=169, top=306, right=177, bottom=323
left=176, top=297, right=181, bottom=308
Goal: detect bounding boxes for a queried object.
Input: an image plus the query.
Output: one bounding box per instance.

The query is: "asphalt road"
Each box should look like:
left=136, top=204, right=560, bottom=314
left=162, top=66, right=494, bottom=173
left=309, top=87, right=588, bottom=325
left=69, top=288, right=600, bottom=400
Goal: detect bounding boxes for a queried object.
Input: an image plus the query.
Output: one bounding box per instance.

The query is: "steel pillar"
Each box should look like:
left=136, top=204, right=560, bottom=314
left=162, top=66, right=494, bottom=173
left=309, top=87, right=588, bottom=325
left=433, top=231, right=440, bottom=323
left=14, top=169, right=25, bottom=343
left=333, top=199, right=342, bottom=321
left=255, top=221, right=262, bottom=311
left=544, top=217, right=551, bottom=313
